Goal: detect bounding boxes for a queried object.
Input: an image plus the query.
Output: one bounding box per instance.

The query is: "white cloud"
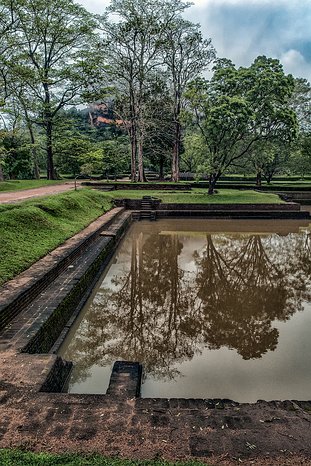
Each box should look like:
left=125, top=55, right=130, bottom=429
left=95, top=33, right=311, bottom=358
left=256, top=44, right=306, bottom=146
left=78, top=0, right=109, bottom=13
left=282, top=49, right=305, bottom=68
left=281, top=49, right=311, bottom=79
left=78, top=0, right=311, bottom=81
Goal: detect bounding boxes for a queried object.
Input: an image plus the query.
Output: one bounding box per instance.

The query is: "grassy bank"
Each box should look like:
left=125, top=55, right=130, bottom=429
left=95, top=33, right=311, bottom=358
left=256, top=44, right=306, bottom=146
left=111, top=188, right=284, bottom=204
left=0, top=188, right=284, bottom=286
left=0, top=450, right=207, bottom=466
left=0, top=189, right=112, bottom=285
left=0, top=180, right=70, bottom=192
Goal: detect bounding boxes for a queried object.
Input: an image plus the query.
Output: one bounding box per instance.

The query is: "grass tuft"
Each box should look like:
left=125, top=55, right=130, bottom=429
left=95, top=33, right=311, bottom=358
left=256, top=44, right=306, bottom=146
left=0, top=189, right=112, bottom=286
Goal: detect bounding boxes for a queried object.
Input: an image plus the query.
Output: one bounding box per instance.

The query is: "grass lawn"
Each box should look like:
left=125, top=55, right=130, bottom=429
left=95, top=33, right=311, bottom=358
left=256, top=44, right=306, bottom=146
left=111, top=188, right=284, bottom=204
left=263, top=181, right=311, bottom=186
left=0, top=179, right=71, bottom=192
left=0, top=189, right=112, bottom=286
left=0, top=450, right=207, bottom=466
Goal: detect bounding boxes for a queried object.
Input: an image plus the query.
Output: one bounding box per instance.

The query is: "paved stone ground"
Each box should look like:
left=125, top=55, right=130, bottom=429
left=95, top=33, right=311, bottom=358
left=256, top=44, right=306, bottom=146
left=1, top=349, right=311, bottom=465
left=0, top=181, right=82, bottom=204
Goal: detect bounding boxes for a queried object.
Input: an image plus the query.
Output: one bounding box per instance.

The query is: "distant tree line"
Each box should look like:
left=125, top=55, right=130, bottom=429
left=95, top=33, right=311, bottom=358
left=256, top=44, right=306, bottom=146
left=0, top=0, right=310, bottom=193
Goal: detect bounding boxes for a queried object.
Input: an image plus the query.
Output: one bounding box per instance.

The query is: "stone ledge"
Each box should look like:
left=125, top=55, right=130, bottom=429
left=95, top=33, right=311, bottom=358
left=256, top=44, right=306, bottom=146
left=106, top=361, right=142, bottom=398
left=157, top=202, right=300, bottom=211
left=155, top=210, right=310, bottom=219
left=83, top=182, right=191, bottom=191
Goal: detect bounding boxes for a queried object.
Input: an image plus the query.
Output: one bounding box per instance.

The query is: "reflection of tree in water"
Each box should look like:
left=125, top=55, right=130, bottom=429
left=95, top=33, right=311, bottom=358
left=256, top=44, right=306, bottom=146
left=64, top=229, right=311, bottom=385
left=195, top=235, right=290, bottom=359
left=65, top=232, right=201, bottom=384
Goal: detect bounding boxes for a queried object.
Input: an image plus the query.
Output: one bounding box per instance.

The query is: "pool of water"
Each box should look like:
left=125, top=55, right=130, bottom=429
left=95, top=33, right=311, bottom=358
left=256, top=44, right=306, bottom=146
left=59, top=218, right=311, bottom=402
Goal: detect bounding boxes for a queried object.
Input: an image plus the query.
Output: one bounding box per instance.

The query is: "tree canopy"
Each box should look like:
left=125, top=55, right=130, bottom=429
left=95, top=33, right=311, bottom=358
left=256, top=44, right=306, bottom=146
left=0, top=0, right=310, bottom=186
left=185, top=56, right=298, bottom=193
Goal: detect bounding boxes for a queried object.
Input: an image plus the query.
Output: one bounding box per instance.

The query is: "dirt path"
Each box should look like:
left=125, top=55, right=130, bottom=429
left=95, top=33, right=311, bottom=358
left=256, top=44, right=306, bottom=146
left=0, top=182, right=82, bottom=204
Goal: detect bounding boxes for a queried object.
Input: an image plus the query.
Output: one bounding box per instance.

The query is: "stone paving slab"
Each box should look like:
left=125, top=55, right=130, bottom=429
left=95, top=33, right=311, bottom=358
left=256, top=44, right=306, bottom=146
left=1, top=349, right=311, bottom=465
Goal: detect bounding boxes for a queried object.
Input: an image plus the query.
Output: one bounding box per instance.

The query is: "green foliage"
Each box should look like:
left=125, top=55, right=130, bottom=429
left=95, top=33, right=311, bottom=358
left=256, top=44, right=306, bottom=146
left=0, top=129, right=33, bottom=179
left=102, top=137, right=130, bottom=175
left=55, top=137, right=95, bottom=176
left=185, top=55, right=298, bottom=192
left=181, top=132, right=206, bottom=173
left=1, top=0, right=98, bottom=178
left=0, top=450, right=207, bottom=466
left=0, top=189, right=112, bottom=285
left=246, top=140, right=291, bottom=184
left=290, top=77, right=311, bottom=132
left=287, top=133, right=311, bottom=177
left=78, top=137, right=130, bottom=177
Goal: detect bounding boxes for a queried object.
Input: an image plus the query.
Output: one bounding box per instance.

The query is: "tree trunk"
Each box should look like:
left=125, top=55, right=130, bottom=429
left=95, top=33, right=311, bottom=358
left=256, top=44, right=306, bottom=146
left=256, top=171, right=262, bottom=187
left=137, top=133, right=146, bottom=182
left=28, top=123, right=40, bottom=179
left=46, top=120, right=56, bottom=180
left=159, top=158, right=164, bottom=181
left=171, top=120, right=181, bottom=182
left=208, top=173, right=218, bottom=195
left=43, top=83, right=56, bottom=180
left=0, top=165, right=4, bottom=181
left=264, top=172, right=273, bottom=184
left=130, top=123, right=137, bottom=182
left=33, top=156, right=40, bottom=180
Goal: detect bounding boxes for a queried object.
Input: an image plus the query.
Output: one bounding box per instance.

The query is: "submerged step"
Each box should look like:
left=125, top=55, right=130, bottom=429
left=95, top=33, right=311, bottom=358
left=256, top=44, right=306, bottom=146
left=106, top=361, right=142, bottom=398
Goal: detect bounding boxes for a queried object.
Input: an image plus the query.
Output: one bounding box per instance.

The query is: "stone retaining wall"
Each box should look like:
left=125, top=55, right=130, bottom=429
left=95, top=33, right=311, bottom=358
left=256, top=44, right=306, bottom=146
left=18, top=212, right=132, bottom=354
left=0, top=207, right=124, bottom=334
left=114, top=199, right=301, bottom=211
left=22, top=238, right=115, bottom=354
left=82, top=182, right=191, bottom=190
left=157, top=202, right=300, bottom=211
left=155, top=210, right=310, bottom=219
left=40, top=356, right=73, bottom=393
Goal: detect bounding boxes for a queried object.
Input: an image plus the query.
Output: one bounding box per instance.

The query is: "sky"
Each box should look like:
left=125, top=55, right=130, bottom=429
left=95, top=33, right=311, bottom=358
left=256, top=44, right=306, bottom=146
left=79, top=0, right=311, bottom=82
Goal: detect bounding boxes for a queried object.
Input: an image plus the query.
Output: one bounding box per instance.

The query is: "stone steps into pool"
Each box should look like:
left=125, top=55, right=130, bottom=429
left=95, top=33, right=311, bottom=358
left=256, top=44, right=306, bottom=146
left=115, top=198, right=310, bottom=220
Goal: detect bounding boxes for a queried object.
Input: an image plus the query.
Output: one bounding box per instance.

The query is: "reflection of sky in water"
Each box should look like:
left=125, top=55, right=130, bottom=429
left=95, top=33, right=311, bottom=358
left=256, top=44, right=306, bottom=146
left=59, top=219, right=311, bottom=402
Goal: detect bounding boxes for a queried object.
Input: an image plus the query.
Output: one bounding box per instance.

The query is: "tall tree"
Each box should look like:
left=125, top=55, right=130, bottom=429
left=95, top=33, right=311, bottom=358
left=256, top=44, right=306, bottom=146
left=290, top=78, right=311, bottom=133
left=164, top=19, right=215, bottom=181
left=186, top=56, right=297, bottom=194
left=5, top=0, right=96, bottom=179
left=100, top=0, right=192, bottom=182
left=0, top=0, right=19, bottom=108
left=0, top=0, right=20, bottom=181
left=287, top=78, right=311, bottom=177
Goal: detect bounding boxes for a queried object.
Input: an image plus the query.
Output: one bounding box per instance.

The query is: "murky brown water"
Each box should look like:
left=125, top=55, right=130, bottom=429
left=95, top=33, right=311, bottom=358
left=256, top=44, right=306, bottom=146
left=59, top=219, right=311, bottom=402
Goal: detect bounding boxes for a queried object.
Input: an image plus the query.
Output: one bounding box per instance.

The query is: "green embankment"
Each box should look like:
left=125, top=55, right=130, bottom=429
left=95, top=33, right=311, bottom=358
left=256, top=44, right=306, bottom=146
left=0, top=450, right=207, bottom=466
left=0, top=180, right=69, bottom=192
left=0, top=188, right=284, bottom=286
left=111, top=188, right=284, bottom=204
left=0, top=189, right=112, bottom=286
